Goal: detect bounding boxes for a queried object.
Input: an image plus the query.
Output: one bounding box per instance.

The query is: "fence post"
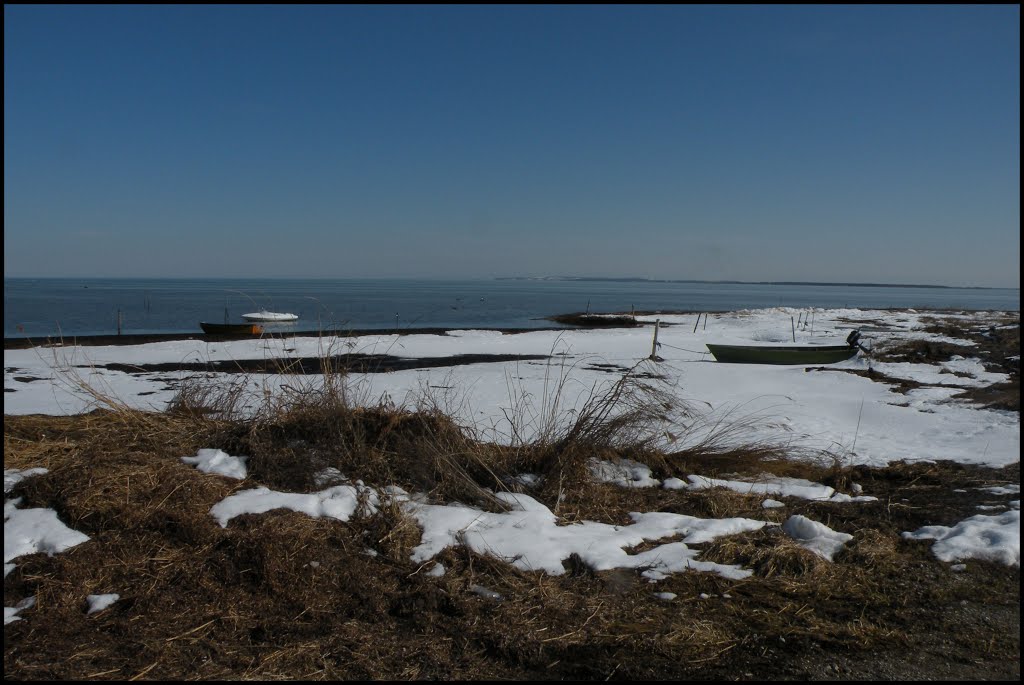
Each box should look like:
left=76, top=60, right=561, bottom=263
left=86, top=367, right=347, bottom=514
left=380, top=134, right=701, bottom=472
left=650, top=319, right=661, bottom=360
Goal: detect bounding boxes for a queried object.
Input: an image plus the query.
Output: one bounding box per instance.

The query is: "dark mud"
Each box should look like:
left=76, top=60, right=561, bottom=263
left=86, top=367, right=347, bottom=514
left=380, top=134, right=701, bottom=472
left=86, top=353, right=551, bottom=376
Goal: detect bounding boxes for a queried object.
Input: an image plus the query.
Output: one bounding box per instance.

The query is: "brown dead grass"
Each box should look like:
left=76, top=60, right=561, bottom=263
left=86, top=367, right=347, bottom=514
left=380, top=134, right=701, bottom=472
left=4, top=349, right=1020, bottom=680
left=870, top=315, right=1019, bottom=413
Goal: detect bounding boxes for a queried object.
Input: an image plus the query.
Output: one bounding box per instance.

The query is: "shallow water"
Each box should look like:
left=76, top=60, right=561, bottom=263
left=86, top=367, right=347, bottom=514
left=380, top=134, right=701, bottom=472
left=4, top=277, right=1019, bottom=338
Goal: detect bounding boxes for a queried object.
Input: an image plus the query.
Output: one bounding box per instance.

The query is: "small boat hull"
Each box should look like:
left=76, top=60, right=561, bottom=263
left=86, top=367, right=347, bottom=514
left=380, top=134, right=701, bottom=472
left=200, top=322, right=264, bottom=336
left=706, top=343, right=858, bottom=365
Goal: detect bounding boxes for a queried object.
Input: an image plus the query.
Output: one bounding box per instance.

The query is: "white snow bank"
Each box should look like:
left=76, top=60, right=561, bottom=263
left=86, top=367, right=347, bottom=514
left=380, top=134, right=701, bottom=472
left=401, top=491, right=766, bottom=580
left=86, top=593, right=120, bottom=614
left=5, top=597, right=35, bottom=625
left=210, top=484, right=379, bottom=527
left=4, top=468, right=90, bottom=623
left=902, top=510, right=1020, bottom=567
left=670, top=474, right=877, bottom=503
left=4, top=468, right=49, bottom=494
left=181, top=449, right=248, bottom=480
left=782, top=515, right=853, bottom=561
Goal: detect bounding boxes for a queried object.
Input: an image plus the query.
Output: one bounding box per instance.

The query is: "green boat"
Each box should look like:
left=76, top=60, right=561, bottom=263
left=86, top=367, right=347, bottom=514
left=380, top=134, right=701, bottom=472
left=706, top=331, right=864, bottom=365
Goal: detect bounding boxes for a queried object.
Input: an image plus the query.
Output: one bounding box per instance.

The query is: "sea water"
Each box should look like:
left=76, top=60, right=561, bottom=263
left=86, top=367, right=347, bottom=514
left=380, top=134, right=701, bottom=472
left=3, top=277, right=1020, bottom=338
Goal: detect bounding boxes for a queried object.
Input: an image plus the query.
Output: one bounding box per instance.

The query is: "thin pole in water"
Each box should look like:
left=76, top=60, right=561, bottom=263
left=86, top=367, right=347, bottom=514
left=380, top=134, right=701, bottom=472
left=117, top=309, right=122, bottom=335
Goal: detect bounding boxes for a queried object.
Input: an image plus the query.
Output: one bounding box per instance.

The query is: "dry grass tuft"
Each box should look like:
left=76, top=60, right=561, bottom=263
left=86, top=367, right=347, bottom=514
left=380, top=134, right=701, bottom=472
left=702, top=527, right=829, bottom=579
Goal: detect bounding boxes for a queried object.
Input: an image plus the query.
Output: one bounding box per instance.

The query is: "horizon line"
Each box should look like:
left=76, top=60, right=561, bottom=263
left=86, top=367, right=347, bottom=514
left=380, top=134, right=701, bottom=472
left=2, top=275, right=1019, bottom=290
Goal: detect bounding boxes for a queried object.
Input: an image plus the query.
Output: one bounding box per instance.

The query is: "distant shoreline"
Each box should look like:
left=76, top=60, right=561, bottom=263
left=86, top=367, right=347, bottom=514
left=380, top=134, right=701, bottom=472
left=494, top=277, right=1015, bottom=290
left=3, top=276, right=1018, bottom=290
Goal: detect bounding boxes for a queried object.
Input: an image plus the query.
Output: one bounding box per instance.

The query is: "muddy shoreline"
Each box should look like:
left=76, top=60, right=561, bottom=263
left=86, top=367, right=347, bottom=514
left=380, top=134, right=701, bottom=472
left=2, top=326, right=571, bottom=350
left=8, top=306, right=1018, bottom=351
left=91, top=353, right=551, bottom=376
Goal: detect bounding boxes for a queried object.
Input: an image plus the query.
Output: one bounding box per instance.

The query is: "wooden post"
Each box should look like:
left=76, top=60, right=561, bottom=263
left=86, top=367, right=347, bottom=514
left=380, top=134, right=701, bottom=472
left=791, top=316, right=796, bottom=342
left=650, top=319, right=661, bottom=360
left=703, top=313, right=707, bottom=330
left=693, top=313, right=701, bottom=333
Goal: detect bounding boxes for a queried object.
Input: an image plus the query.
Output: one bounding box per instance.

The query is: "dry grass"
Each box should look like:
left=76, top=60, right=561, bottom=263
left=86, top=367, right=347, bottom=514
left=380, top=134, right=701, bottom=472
left=4, top=349, right=1020, bottom=680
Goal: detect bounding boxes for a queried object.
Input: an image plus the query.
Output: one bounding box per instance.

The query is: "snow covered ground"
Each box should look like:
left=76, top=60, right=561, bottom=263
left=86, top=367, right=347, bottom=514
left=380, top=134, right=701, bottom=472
left=4, top=308, right=1020, bottom=625
left=6, top=307, right=1018, bottom=467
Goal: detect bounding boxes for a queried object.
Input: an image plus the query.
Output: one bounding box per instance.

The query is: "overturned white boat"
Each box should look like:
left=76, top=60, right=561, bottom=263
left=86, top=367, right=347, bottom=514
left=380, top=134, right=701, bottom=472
left=241, top=311, right=298, bottom=322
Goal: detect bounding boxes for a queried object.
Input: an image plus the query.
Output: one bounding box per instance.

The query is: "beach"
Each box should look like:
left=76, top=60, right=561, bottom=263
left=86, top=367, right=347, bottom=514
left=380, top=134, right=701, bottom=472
left=4, top=306, right=1020, bottom=679
left=5, top=307, right=1019, bottom=466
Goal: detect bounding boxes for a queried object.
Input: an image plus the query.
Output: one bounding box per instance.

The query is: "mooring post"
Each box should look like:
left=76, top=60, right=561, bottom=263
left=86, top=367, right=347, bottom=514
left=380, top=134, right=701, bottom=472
left=650, top=319, right=661, bottom=360
left=117, top=309, right=122, bottom=336
left=791, top=316, right=796, bottom=342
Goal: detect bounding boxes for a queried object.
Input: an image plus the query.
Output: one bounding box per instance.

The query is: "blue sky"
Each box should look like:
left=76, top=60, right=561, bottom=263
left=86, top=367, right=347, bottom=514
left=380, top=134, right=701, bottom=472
left=3, top=5, right=1019, bottom=287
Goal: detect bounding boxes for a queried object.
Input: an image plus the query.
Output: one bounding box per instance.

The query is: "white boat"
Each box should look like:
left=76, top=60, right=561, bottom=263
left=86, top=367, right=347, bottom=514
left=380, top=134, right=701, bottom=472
left=241, top=311, right=299, bottom=322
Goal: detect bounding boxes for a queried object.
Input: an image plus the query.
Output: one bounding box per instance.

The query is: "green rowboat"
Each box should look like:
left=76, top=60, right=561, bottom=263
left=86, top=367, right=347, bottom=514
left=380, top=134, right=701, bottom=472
left=705, top=342, right=859, bottom=365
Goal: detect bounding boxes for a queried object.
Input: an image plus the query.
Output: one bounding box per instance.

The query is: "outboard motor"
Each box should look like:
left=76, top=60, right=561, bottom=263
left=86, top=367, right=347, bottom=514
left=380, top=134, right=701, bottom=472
left=846, top=329, right=869, bottom=353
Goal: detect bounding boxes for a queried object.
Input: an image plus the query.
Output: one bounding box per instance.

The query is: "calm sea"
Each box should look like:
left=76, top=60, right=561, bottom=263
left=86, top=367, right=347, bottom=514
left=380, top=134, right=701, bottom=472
left=3, top=278, right=1020, bottom=339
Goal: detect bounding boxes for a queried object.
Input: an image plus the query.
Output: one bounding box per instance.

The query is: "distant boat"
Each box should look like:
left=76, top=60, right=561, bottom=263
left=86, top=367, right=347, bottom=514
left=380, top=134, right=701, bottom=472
left=200, top=322, right=264, bottom=336
left=241, top=311, right=299, bottom=322
left=705, top=330, right=864, bottom=365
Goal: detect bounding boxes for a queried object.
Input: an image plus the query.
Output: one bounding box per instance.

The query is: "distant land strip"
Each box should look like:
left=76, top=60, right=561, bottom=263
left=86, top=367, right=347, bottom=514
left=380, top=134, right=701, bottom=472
left=494, top=277, right=1014, bottom=290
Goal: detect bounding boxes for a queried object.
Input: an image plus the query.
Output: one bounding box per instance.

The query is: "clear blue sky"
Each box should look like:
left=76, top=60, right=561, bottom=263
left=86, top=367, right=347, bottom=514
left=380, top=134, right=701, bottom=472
left=4, top=5, right=1020, bottom=287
